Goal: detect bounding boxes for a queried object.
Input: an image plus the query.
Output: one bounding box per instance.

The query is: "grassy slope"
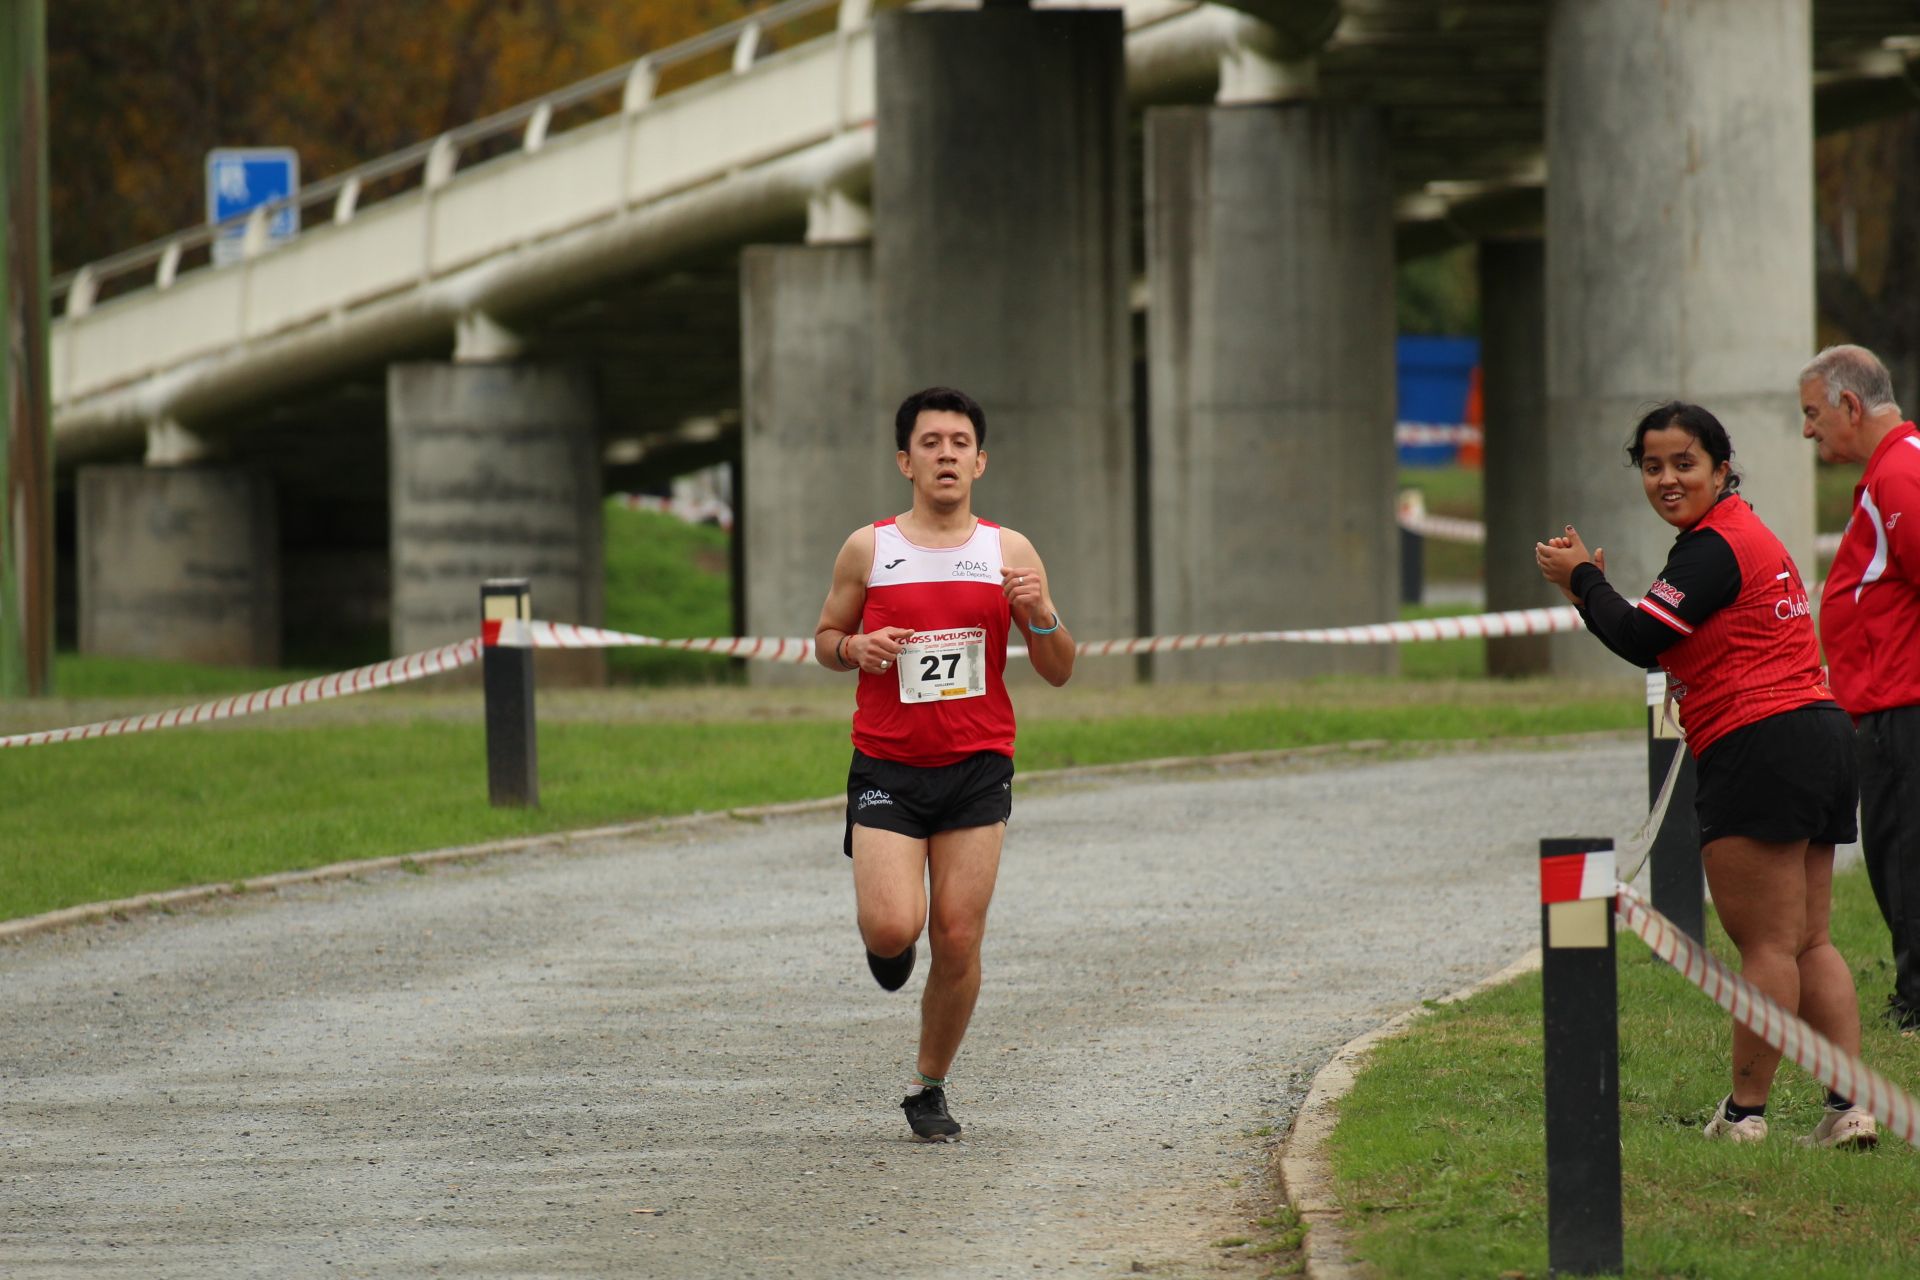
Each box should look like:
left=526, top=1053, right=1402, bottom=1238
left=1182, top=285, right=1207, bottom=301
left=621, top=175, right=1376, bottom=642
left=600, top=501, right=740, bottom=684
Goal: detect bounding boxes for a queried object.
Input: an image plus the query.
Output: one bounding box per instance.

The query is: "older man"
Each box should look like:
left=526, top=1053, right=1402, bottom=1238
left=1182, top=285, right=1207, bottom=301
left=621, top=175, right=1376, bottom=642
left=1801, top=344, right=1920, bottom=1030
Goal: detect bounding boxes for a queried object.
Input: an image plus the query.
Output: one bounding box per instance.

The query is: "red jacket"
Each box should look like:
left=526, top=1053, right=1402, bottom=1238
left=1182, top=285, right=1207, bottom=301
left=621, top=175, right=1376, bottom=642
left=1645, top=495, right=1828, bottom=753
left=1820, top=422, right=1920, bottom=715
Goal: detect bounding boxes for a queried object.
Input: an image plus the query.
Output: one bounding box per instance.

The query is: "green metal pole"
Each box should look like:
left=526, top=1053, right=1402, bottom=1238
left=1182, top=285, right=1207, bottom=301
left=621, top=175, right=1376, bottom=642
left=1, top=0, right=52, bottom=697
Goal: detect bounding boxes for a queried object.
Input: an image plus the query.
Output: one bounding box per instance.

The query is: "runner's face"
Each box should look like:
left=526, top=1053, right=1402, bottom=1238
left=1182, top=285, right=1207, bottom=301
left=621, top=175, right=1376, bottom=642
left=898, top=410, right=985, bottom=503
left=1638, top=425, right=1729, bottom=529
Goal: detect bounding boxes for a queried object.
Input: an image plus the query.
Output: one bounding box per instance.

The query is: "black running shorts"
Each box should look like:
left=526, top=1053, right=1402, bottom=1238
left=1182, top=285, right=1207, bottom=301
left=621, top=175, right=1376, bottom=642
left=1694, top=702, right=1857, bottom=847
left=843, top=748, right=1014, bottom=858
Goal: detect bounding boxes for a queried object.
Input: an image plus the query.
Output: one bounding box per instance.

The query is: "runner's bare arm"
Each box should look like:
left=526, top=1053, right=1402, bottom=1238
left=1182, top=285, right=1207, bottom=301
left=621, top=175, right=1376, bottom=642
left=814, top=528, right=873, bottom=671
left=999, top=529, right=1073, bottom=686
left=815, top=528, right=914, bottom=673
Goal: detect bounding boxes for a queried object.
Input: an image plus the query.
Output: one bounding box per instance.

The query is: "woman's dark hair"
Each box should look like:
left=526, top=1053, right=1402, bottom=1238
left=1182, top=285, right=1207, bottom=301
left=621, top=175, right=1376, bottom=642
left=1626, top=400, right=1740, bottom=492
left=894, top=387, right=986, bottom=452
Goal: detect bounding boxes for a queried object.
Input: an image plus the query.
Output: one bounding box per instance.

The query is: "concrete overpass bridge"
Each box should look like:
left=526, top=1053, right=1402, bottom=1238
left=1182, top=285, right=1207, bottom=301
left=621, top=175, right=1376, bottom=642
left=46, top=0, right=1920, bottom=678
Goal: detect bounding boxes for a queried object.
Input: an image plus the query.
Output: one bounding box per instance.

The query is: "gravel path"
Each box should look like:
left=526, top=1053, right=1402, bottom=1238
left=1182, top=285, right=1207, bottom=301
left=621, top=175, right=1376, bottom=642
left=2, top=739, right=1643, bottom=1279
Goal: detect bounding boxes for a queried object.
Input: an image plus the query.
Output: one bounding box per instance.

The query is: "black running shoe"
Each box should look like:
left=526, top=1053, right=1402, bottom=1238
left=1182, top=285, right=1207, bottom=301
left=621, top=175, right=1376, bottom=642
left=902, top=1086, right=961, bottom=1141
left=866, top=943, right=916, bottom=992
left=1886, top=993, right=1920, bottom=1032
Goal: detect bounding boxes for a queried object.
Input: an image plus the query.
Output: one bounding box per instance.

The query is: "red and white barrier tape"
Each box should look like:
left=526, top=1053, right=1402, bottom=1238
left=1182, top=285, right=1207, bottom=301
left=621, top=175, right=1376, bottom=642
left=1069, top=606, right=1583, bottom=657
left=513, top=619, right=814, bottom=664
left=1617, top=743, right=1685, bottom=885
left=5, top=604, right=1588, bottom=747
left=0, top=638, right=481, bottom=749
left=1615, top=882, right=1919, bottom=1147
left=1395, top=422, right=1482, bottom=447
left=495, top=606, right=1589, bottom=664
left=1398, top=511, right=1488, bottom=544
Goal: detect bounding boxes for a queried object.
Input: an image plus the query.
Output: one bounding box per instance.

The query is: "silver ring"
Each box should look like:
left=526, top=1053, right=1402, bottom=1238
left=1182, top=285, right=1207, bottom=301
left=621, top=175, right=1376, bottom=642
left=879, top=660, right=890, bottom=669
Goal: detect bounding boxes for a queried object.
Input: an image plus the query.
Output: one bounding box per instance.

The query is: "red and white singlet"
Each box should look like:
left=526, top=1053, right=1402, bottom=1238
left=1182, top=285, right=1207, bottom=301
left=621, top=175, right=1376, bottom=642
left=851, top=518, right=1016, bottom=766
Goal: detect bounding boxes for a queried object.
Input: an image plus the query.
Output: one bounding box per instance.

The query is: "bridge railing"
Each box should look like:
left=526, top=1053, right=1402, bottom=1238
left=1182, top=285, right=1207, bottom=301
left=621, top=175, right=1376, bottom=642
left=51, top=0, right=883, bottom=319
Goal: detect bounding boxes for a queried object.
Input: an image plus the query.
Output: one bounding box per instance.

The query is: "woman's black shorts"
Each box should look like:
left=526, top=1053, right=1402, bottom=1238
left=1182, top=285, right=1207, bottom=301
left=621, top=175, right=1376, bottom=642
left=843, top=748, right=1013, bottom=858
left=1694, top=702, right=1857, bottom=847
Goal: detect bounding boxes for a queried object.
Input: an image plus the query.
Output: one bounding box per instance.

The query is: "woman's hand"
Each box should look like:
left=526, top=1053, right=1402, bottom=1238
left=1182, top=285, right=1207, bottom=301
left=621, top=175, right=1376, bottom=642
left=1535, top=525, right=1604, bottom=603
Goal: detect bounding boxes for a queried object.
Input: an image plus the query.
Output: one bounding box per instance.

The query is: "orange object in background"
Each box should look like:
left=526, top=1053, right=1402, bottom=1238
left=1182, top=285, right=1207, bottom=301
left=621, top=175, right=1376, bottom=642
left=1456, top=363, right=1485, bottom=468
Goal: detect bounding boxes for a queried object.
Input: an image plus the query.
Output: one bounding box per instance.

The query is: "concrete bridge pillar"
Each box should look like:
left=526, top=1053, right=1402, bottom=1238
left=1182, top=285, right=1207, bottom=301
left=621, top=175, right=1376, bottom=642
left=871, top=8, right=1134, bottom=666
left=1145, top=104, right=1396, bottom=680
left=387, top=362, right=604, bottom=683
left=78, top=464, right=280, bottom=667
left=1480, top=238, right=1553, bottom=677
left=1546, top=0, right=1814, bottom=677
left=740, top=242, right=880, bottom=685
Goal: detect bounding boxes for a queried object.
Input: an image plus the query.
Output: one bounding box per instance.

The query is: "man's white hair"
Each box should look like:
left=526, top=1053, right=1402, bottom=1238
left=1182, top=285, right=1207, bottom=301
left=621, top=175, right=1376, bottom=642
left=1800, top=344, right=1899, bottom=414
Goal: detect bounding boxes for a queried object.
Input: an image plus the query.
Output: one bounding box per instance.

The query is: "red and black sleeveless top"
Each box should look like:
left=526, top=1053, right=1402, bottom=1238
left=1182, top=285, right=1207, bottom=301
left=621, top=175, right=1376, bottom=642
left=1569, top=493, right=1831, bottom=754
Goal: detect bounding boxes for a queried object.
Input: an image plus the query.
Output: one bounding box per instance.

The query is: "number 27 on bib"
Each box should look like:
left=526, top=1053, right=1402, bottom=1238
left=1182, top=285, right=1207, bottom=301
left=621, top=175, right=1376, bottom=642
left=896, top=628, right=987, bottom=703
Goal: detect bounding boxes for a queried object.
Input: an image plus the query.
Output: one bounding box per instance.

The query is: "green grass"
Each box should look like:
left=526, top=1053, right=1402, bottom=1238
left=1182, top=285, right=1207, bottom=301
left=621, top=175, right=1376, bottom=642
left=1817, top=460, right=1865, bottom=532
left=0, top=680, right=1635, bottom=923
left=601, top=500, right=739, bottom=685
left=1329, top=869, right=1920, bottom=1278
left=1399, top=465, right=1484, bottom=519
left=1399, top=465, right=1484, bottom=584
left=51, top=653, right=331, bottom=699
left=1397, top=603, right=1489, bottom=680
left=0, top=719, right=845, bottom=918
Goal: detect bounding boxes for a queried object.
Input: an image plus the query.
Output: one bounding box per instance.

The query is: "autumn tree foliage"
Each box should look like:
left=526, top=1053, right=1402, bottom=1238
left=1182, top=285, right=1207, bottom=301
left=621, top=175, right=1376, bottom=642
left=49, top=0, right=758, bottom=274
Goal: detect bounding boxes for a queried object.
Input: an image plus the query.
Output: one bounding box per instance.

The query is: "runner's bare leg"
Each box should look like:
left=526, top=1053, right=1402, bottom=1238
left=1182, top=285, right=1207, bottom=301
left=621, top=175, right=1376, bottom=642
left=851, top=826, right=929, bottom=960
left=917, top=823, right=1005, bottom=1080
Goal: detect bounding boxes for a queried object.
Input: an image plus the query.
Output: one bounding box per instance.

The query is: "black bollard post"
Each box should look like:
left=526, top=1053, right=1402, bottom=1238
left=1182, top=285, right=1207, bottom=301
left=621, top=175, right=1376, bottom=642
left=481, top=578, right=538, bottom=808
left=1400, top=526, right=1424, bottom=606
left=1645, top=669, right=1703, bottom=941
left=1540, top=837, right=1622, bottom=1277
left=1397, top=489, right=1425, bottom=606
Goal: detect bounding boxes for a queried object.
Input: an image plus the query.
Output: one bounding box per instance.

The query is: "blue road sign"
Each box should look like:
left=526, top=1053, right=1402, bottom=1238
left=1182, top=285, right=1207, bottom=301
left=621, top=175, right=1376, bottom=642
left=206, top=148, right=300, bottom=265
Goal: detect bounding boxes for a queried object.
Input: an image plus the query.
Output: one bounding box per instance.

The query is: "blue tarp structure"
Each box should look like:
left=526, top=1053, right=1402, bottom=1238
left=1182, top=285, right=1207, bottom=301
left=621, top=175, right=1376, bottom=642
left=1396, top=335, right=1480, bottom=466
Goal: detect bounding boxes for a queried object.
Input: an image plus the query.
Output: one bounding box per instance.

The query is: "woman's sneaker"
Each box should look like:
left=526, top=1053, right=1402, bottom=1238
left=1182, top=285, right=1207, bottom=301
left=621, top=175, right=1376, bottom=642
left=902, top=1086, right=962, bottom=1141
left=1804, top=1106, right=1878, bottom=1151
left=1701, top=1095, right=1767, bottom=1142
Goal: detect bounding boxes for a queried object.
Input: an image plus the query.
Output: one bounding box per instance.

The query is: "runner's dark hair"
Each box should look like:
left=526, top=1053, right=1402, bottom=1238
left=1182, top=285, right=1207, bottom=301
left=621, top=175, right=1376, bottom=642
left=895, top=387, right=986, bottom=453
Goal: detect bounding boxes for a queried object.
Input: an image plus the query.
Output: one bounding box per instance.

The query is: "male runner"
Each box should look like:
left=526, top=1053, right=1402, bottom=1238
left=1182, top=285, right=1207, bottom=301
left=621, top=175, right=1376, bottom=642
left=814, top=386, right=1074, bottom=1141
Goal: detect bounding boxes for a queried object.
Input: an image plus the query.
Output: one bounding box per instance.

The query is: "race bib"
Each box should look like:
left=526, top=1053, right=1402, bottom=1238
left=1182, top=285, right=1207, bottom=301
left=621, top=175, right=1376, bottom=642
left=896, top=627, right=987, bottom=703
